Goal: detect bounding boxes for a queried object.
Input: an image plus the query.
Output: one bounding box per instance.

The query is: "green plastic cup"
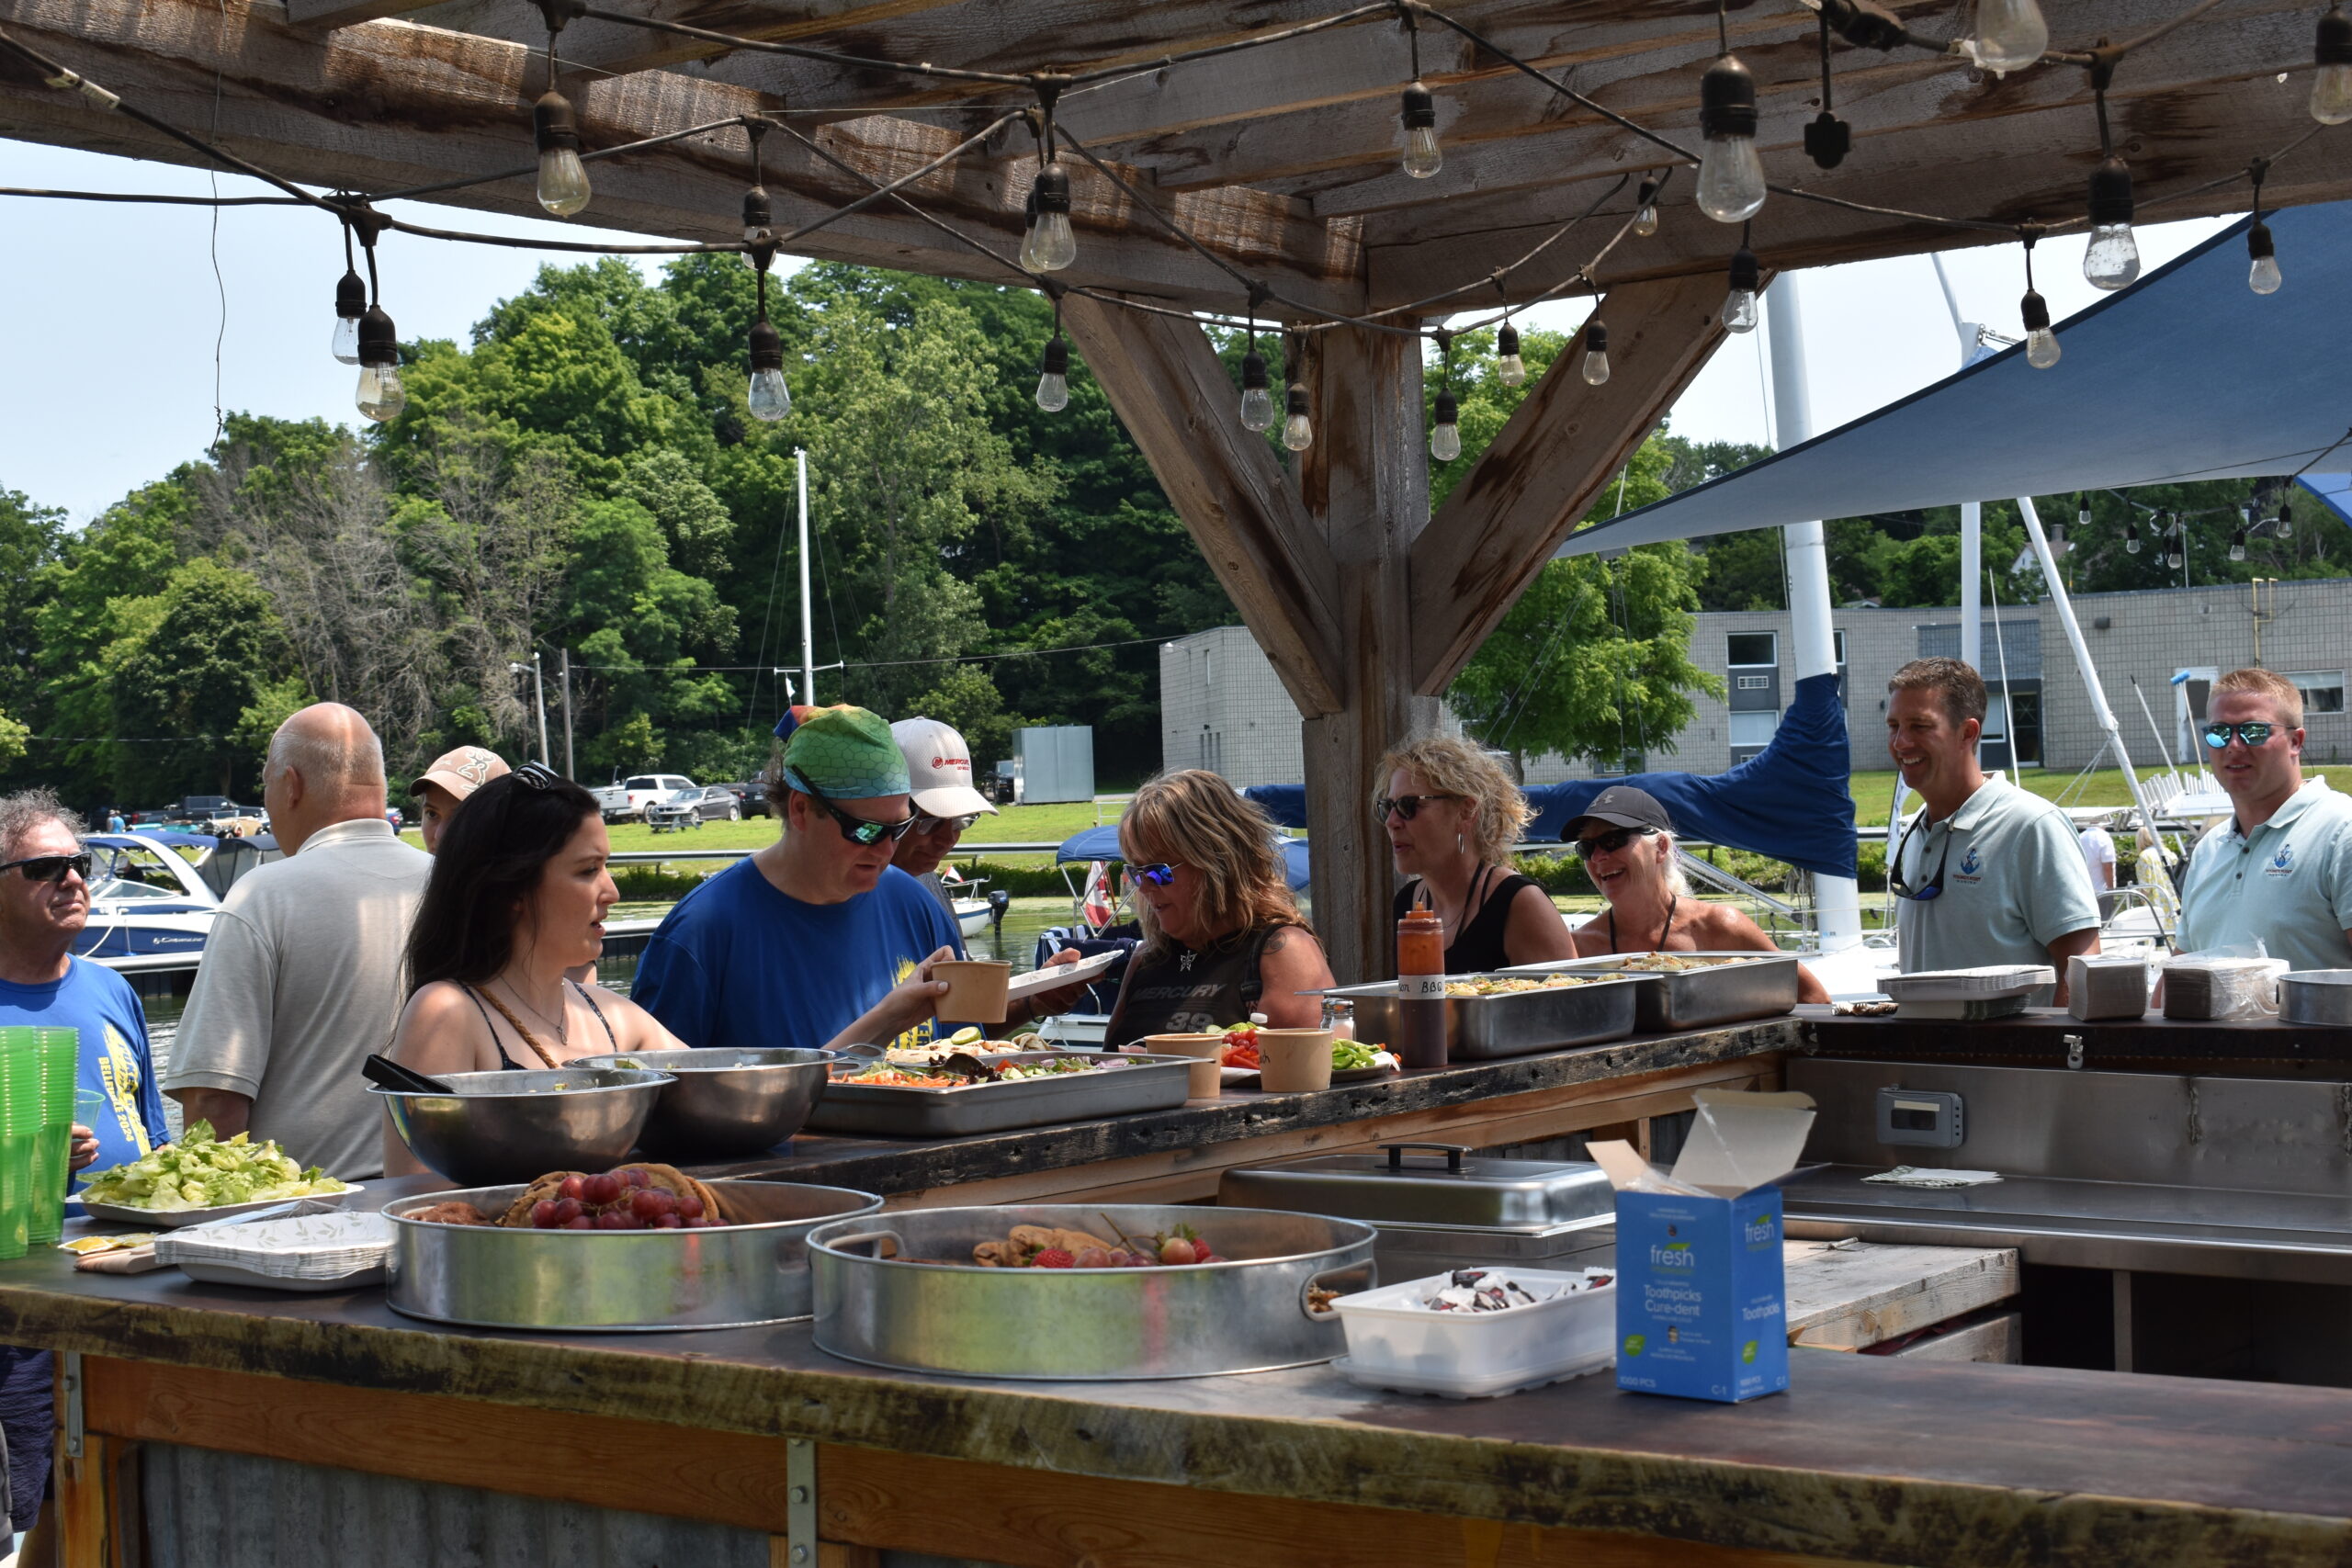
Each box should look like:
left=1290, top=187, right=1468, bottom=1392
left=24, top=1033, right=76, bottom=1247
left=0, top=1041, right=38, bottom=1258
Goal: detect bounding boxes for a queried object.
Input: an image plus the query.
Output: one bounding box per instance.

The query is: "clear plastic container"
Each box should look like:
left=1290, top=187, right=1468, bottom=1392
left=1329, top=1267, right=1617, bottom=1398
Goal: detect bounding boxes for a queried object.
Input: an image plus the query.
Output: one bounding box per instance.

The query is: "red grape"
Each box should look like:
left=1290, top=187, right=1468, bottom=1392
left=550, top=1197, right=582, bottom=1224
left=559, top=1175, right=588, bottom=1201
left=683, top=1216, right=712, bottom=1228
left=621, top=1168, right=650, bottom=1190
left=676, top=1194, right=705, bottom=1220
left=628, top=1189, right=673, bottom=1220
left=531, top=1200, right=560, bottom=1228
left=653, top=1214, right=682, bottom=1229
left=594, top=1211, right=632, bottom=1230
left=582, top=1173, right=622, bottom=1206
left=563, top=1215, right=594, bottom=1230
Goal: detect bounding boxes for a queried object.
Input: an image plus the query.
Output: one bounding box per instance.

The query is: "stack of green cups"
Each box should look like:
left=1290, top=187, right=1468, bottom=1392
left=0, top=1030, right=37, bottom=1260
left=28, top=1029, right=79, bottom=1247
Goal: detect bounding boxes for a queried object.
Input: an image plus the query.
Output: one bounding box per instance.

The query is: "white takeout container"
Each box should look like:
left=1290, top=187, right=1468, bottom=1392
left=1329, top=1267, right=1617, bottom=1398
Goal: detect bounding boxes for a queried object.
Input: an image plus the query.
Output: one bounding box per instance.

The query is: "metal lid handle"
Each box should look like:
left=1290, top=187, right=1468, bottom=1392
left=1383, top=1142, right=1468, bottom=1172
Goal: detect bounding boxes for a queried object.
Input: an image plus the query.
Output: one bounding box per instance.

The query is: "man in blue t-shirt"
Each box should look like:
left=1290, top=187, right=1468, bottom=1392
left=0, top=789, right=175, bottom=1549
left=634, top=706, right=960, bottom=1054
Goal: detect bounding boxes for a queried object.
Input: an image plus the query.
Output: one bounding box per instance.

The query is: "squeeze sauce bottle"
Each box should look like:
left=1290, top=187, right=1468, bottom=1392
left=1396, top=904, right=1447, bottom=1068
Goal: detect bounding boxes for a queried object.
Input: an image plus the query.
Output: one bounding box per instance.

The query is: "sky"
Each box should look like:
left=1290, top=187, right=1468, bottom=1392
left=0, top=137, right=2238, bottom=525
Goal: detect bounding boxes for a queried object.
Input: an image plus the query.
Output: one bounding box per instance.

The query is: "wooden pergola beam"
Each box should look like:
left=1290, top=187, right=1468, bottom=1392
left=1407, top=271, right=1733, bottom=696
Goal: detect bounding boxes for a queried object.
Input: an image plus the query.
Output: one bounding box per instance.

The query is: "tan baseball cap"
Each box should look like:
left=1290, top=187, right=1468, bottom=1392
left=889, top=716, right=997, bottom=819
left=411, top=746, right=510, bottom=801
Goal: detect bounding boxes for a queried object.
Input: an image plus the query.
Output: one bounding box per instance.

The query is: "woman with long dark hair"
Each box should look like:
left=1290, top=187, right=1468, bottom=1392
left=384, top=765, right=682, bottom=1175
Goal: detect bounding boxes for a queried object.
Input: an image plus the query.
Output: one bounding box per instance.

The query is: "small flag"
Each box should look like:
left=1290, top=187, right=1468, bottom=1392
left=1080, top=861, right=1114, bottom=931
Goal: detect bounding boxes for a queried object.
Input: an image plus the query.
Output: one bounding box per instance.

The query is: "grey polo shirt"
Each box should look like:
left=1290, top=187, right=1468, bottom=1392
left=1894, top=775, right=2101, bottom=986
left=164, top=817, right=433, bottom=1179
left=2177, top=776, right=2352, bottom=972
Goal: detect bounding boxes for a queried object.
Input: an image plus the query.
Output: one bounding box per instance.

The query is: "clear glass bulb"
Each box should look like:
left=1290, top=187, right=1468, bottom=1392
left=1696, top=135, right=1767, bottom=223
left=2278, top=512, right=2293, bottom=537
left=1238, top=387, right=1275, bottom=432
left=331, top=316, right=361, bottom=366
left=748, top=367, right=791, bottom=422
left=2166, top=549, right=2183, bottom=569
left=356, top=363, right=405, bottom=423
left=2026, top=327, right=2062, bottom=368
left=2229, top=536, right=2247, bottom=561
left=1035, top=370, right=1069, bottom=412
left=2084, top=223, right=2141, bottom=290
left=1634, top=202, right=1658, bottom=238
left=1496, top=354, right=1527, bottom=387
left=1283, top=411, right=1313, bottom=452
left=2125, top=533, right=2141, bottom=555
left=1430, top=421, right=1461, bottom=462
left=537, top=147, right=592, bottom=218
left=1722, top=288, right=1759, bottom=333
left=2250, top=254, right=2283, bottom=295
left=1967, top=0, right=2049, bottom=75
left=1023, top=211, right=1077, bottom=273
left=1402, top=125, right=1442, bottom=180
left=1580, top=348, right=1611, bottom=386
left=2312, top=62, right=2352, bottom=125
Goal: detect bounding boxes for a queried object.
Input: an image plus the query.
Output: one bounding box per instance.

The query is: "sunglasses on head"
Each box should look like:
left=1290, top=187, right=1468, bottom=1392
left=0, top=852, right=92, bottom=885
left=513, top=762, right=564, bottom=791
left=1132, top=862, right=1181, bottom=886
left=2203, top=722, right=2278, bottom=750
left=799, top=778, right=916, bottom=845
left=1374, top=793, right=1464, bottom=823
left=1573, top=825, right=1658, bottom=858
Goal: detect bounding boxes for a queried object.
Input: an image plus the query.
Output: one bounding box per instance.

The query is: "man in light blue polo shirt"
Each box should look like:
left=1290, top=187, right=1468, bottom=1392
left=2177, top=667, right=2352, bottom=971
left=1886, top=658, right=2101, bottom=1007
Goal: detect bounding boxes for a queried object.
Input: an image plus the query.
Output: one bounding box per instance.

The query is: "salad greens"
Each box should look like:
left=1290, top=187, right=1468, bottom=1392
left=1330, top=1041, right=1389, bottom=1072
left=78, top=1121, right=348, bottom=1212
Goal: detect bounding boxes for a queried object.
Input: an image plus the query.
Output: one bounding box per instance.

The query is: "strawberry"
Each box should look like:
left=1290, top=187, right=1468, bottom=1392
left=1030, top=1247, right=1077, bottom=1269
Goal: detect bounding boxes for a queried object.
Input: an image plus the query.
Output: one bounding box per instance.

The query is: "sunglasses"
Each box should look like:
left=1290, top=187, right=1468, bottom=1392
left=1889, top=817, right=1953, bottom=902
left=1132, top=863, right=1181, bottom=886
left=1374, top=793, right=1464, bottom=823
left=2202, top=722, right=2278, bottom=750
left=513, top=762, right=564, bottom=791
left=800, top=779, right=916, bottom=845
left=1573, top=825, right=1658, bottom=858
left=0, top=852, right=93, bottom=885
left=910, top=812, right=980, bottom=836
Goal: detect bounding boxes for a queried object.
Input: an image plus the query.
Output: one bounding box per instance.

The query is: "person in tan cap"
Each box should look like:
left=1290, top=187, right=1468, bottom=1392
left=411, top=747, right=510, bottom=852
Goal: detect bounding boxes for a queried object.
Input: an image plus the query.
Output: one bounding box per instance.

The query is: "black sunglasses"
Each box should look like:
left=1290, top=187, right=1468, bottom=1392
left=513, top=762, right=564, bottom=791
left=910, top=812, right=980, bottom=836
left=1574, top=825, right=1658, bottom=858
left=1889, top=816, right=1953, bottom=902
left=0, top=852, right=93, bottom=885
left=800, top=779, right=916, bottom=845
left=1374, top=793, right=1464, bottom=823
left=2202, top=722, right=2278, bottom=750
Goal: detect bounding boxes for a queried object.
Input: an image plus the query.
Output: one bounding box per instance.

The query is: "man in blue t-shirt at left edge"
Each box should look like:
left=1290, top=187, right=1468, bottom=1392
left=0, top=788, right=173, bottom=1555
left=634, top=705, right=960, bottom=1055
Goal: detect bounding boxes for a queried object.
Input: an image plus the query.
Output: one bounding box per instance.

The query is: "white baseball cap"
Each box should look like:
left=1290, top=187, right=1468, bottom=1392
left=890, top=716, right=999, bottom=819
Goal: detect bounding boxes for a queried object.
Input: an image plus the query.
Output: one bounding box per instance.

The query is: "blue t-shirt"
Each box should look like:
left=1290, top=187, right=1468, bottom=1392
left=632, top=861, right=964, bottom=1053
left=0, top=958, right=172, bottom=1192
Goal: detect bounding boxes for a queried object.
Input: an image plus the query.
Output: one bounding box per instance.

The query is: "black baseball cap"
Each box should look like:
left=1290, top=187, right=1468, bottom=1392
left=1566, top=785, right=1673, bottom=839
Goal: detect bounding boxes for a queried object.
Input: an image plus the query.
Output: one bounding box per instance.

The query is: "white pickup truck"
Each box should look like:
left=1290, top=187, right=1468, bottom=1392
left=591, top=773, right=697, bottom=823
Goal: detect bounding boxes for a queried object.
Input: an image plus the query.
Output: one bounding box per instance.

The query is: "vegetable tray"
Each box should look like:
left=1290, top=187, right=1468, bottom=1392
left=805, top=1052, right=1193, bottom=1137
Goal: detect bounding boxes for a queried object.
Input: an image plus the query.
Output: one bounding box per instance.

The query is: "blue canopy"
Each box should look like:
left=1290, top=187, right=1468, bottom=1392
left=2301, top=473, right=2352, bottom=527
left=1055, top=824, right=1311, bottom=890
left=1554, top=204, right=2352, bottom=557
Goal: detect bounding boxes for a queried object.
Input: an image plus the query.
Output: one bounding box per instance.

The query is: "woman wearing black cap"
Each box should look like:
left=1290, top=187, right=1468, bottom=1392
left=1568, top=785, right=1829, bottom=1001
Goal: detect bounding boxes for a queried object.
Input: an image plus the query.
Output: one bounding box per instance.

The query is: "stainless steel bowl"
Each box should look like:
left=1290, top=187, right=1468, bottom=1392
left=571, top=1048, right=834, bottom=1160
left=2281, top=969, right=2352, bottom=1028
left=369, top=1067, right=673, bottom=1186
left=384, top=1178, right=883, bottom=1330
left=808, top=1203, right=1377, bottom=1379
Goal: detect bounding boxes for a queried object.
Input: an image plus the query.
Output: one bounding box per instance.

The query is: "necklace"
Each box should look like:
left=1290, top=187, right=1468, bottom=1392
left=1605, top=894, right=1678, bottom=955
left=475, top=982, right=567, bottom=1068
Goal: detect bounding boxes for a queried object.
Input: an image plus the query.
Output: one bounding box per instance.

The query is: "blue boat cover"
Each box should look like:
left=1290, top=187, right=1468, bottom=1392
left=2301, top=473, right=2352, bottom=527
left=1054, top=824, right=1310, bottom=890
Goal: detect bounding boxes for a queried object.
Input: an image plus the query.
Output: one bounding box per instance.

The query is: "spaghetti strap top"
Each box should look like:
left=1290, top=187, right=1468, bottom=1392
left=467, top=981, right=621, bottom=1070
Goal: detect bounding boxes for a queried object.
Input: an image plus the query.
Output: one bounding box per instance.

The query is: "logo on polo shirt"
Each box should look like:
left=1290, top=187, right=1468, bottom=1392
left=2267, top=842, right=2296, bottom=876
left=1955, top=844, right=1984, bottom=883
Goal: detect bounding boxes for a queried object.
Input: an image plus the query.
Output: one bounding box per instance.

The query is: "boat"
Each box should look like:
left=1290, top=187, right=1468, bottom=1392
left=72, top=832, right=269, bottom=968
left=936, top=864, right=997, bottom=939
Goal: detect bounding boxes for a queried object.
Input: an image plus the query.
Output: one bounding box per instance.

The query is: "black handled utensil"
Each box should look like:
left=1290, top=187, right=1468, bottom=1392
left=363, top=1054, right=455, bottom=1094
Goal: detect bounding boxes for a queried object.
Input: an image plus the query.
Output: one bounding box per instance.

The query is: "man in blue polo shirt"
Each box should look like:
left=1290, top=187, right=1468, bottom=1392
left=2177, top=667, right=2352, bottom=970
left=633, top=705, right=959, bottom=1054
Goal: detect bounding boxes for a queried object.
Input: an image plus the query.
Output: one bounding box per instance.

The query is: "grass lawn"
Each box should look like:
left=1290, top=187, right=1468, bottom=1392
left=1847, top=765, right=2188, bottom=828
left=400, top=797, right=1133, bottom=858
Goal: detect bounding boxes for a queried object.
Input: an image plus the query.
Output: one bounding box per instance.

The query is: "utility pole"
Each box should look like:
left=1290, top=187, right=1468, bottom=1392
left=797, top=447, right=817, bottom=708
left=510, top=653, right=550, bottom=766
left=560, top=649, right=575, bottom=779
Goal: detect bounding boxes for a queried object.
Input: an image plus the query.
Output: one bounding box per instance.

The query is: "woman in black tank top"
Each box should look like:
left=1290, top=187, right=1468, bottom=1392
left=1379, top=739, right=1577, bottom=975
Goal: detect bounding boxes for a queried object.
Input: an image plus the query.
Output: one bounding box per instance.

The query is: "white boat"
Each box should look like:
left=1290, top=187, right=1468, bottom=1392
left=937, top=867, right=996, bottom=939
left=74, top=832, right=258, bottom=968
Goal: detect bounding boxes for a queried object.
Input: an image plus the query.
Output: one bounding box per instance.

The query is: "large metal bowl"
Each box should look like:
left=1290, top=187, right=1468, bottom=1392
left=808, top=1203, right=1377, bottom=1379
left=571, top=1048, right=834, bottom=1159
left=2281, top=969, right=2352, bottom=1028
left=369, top=1067, right=673, bottom=1187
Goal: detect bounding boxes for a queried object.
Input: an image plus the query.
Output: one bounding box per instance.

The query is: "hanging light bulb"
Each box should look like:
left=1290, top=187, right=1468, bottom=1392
left=1580, top=320, right=1611, bottom=386
left=2076, top=494, right=2092, bottom=530
left=2246, top=220, right=2282, bottom=295
left=533, top=89, right=592, bottom=218
left=2278, top=500, right=2295, bottom=537
left=1035, top=335, right=1070, bottom=412
left=2020, top=288, right=2061, bottom=368
left=1282, top=384, right=1314, bottom=452
left=1495, top=322, right=1527, bottom=387
left=741, top=185, right=775, bottom=271
left=1633, top=178, right=1660, bottom=238
left=1238, top=348, right=1275, bottom=430
left=2125, top=517, right=2142, bottom=554
left=2166, top=544, right=2184, bottom=570
left=1696, top=55, right=1767, bottom=223
left=1429, top=389, right=1461, bottom=461
left=1966, top=0, right=2050, bottom=75
left=1722, top=245, right=1761, bottom=333
left=746, top=314, right=790, bottom=423
left=331, top=267, right=366, bottom=365
left=2083, top=157, right=2141, bottom=291
left=1399, top=83, right=1442, bottom=179
left=1021, top=164, right=1078, bottom=273
left=2230, top=525, right=2249, bottom=562
left=354, top=306, right=405, bottom=423
left=2313, top=4, right=2352, bottom=124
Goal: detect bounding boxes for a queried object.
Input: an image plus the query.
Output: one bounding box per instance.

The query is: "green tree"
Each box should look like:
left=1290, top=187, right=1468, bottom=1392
left=106, top=560, right=298, bottom=799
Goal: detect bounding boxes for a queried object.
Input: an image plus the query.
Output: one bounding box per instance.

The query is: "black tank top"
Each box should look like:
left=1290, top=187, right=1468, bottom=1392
left=1108, top=924, right=1290, bottom=1045
left=462, top=980, right=620, bottom=1069
left=1392, top=872, right=1539, bottom=975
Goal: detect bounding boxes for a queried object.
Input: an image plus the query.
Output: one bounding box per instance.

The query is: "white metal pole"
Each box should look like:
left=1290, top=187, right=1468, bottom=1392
left=1930, top=257, right=1985, bottom=676
left=531, top=650, right=550, bottom=767
left=796, top=447, right=817, bottom=708
left=1765, top=274, right=1862, bottom=953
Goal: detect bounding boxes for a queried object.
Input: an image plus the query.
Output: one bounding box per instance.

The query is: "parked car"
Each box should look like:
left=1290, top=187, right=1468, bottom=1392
left=718, top=781, right=771, bottom=818
left=648, top=784, right=741, bottom=832
left=590, top=773, right=697, bottom=823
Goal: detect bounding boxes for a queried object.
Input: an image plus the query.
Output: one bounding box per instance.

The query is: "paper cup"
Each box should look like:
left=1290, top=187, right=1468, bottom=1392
left=1256, top=1028, right=1335, bottom=1093
left=1145, top=1033, right=1228, bottom=1099
left=933, top=960, right=1012, bottom=1024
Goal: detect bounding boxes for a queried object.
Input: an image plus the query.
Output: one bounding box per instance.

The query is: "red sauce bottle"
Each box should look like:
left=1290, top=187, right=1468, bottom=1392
left=1396, top=907, right=1447, bottom=1067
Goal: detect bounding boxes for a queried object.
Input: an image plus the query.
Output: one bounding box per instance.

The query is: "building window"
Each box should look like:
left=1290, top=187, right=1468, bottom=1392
left=1729, top=711, right=1779, bottom=749
left=1736, top=674, right=1771, bottom=690
left=2289, top=671, right=2346, bottom=715
left=1727, top=632, right=1778, bottom=668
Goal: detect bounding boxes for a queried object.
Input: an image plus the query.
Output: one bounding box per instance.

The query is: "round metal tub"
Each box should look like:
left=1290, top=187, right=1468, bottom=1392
left=808, top=1203, right=1377, bottom=1379
left=384, top=1179, right=882, bottom=1331
left=2281, top=969, right=2352, bottom=1028
left=370, top=1067, right=673, bottom=1187
left=571, top=1047, right=835, bottom=1159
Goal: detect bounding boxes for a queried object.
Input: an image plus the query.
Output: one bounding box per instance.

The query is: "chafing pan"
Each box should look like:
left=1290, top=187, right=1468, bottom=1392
left=1503, top=952, right=1801, bottom=1032
left=805, top=1052, right=1193, bottom=1137
left=1320, top=974, right=1640, bottom=1059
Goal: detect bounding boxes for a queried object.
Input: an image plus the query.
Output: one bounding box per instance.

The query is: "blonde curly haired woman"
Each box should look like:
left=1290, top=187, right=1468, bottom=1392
left=1103, top=770, right=1334, bottom=1045
left=1379, top=737, right=1578, bottom=974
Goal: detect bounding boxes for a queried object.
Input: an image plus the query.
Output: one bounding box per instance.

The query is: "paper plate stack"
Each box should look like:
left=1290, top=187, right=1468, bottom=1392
left=153, top=1209, right=394, bottom=1292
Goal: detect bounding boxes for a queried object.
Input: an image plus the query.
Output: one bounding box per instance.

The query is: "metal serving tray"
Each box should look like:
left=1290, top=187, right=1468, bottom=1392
left=804, top=1051, right=1193, bottom=1137
left=1320, top=974, right=1640, bottom=1059
left=2281, top=969, right=2352, bottom=1028
left=1502, top=951, right=1800, bottom=1032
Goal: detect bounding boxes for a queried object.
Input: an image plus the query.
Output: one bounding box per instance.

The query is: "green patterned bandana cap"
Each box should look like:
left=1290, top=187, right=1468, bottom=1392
left=780, top=705, right=910, bottom=798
